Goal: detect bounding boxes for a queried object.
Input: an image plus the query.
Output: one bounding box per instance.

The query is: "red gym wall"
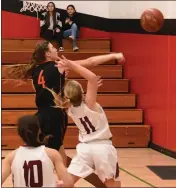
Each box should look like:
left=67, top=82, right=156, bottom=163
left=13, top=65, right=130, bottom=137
left=2, top=11, right=176, bottom=152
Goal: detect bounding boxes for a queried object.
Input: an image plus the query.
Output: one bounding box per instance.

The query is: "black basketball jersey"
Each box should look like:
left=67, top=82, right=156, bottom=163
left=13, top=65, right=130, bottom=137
left=32, top=61, right=65, bottom=108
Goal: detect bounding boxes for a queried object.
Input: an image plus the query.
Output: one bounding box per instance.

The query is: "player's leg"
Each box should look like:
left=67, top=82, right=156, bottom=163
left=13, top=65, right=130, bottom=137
left=50, top=109, right=68, bottom=166
left=93, top=143, right=121, bottom=187
left=84, top=172, right=107, bottom=188
left=67, top=143, right=107, bottom=187
left=104, top=157, right=121, bottom=187
left=59, top=145, right=67, bottom=166
left=67, top=154, right=107, bottom=188
left=67, top=155, right=107, bottom=188
left=67, top=143, right=95, bottom=183
left=104, top=178, right=121, bottom=187
left=59, top=110, right=69, bottom=166
left=37, top=108, right=68, bottom=165
left=63, top=173, right=108, bottom=188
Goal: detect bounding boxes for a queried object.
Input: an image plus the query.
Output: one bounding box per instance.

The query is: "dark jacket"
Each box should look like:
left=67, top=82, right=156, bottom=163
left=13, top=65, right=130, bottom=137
left=63, top=12, right=80, bottom=31
left=40, top=11, right=63, bottom=35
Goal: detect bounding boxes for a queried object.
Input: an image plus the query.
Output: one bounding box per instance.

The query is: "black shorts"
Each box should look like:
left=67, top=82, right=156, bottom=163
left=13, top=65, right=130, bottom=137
left=35, top=107, right=68, bottom=150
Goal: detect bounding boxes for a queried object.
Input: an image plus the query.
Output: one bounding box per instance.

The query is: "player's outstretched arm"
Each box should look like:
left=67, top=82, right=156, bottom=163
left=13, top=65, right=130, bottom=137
left=46, top=148, right=74, bottom=187
left=2, top=151, right=16, bottom=185
left=61, top=53, right=125, bottom=68
left=56, top=55, right=98, bottom=110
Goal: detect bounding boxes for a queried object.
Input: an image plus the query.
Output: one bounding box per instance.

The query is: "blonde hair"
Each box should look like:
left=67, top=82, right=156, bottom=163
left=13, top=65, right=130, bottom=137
left=47, top=80, right=83, bottom=108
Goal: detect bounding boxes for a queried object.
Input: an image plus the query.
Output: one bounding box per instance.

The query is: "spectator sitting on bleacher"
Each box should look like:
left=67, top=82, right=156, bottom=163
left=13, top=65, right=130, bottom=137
left=40, top=2, right=64, bottom=52
left=63, top=5, right=80, bottom=52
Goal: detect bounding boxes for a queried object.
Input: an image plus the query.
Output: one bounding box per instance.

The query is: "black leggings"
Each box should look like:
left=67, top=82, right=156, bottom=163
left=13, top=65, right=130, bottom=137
left=35, top=107, right=68, bottom=150
left=41, top=29, right=63, bottom=47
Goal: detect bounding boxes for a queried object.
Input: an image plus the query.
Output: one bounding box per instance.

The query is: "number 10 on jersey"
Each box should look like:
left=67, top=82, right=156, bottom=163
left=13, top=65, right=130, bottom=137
left=23, top=160, right=43, bottom=187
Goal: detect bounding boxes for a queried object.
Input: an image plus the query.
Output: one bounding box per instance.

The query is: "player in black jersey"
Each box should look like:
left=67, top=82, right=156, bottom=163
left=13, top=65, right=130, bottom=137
left=7, top=41, right=125, bottom=166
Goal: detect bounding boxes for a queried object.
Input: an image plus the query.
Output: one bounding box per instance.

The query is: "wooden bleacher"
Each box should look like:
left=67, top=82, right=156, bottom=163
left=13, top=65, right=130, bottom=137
left=2, top=38, right=150, bottom=150
left=2, top=38, right=110, bottom=52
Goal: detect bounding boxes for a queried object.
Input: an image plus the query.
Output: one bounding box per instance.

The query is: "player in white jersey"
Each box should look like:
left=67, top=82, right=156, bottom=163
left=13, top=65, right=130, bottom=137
left=2, top=115, right=74, bottom=187
left=49, top=54, right=125, bottom=187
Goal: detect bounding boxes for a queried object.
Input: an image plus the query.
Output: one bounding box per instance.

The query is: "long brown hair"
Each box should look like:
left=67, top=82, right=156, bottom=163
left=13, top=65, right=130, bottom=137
left=46, top=2, right=57, bottom=28
left=18, top=115, right=49, bottom=147
left=6, top=41, right=50, bottom=80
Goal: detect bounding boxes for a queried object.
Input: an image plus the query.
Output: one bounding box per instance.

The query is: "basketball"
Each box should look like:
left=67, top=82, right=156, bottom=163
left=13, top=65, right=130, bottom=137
left=140, top=8, right=164, bottom=32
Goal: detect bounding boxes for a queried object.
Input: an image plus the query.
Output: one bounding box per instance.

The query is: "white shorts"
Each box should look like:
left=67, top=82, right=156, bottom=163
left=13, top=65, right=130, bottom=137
left=68, top=140, right=119, bottom=183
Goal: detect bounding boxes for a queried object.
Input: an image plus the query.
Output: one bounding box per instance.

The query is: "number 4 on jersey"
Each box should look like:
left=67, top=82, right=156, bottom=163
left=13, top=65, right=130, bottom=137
left=38, top=70, right=46, bottom=88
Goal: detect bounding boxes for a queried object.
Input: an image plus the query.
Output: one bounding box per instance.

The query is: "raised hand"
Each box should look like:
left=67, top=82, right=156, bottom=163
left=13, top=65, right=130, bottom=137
left=114, top=52, right=125, bottom=63
left=55, top=55, right=72, bottom=69
left=65, top=18, right=70, bottom=24
left=55, top=28, right=60, bottom=33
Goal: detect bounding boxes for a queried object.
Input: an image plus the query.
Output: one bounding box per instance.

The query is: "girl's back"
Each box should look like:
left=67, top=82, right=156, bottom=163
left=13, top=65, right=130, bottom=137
left=32, top=61, right=65, bottom=108
left=12, top=146, right=56, bottom=187
left=68, top=102, right=112, bottom=143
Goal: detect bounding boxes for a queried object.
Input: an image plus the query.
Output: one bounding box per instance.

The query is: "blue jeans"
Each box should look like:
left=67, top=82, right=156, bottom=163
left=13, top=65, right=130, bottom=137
left=64, top=23, right=79, bottom=48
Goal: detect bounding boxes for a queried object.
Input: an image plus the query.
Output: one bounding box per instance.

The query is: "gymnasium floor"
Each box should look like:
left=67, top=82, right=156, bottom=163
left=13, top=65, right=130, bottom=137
left=2, top=148, right=176, bottom=187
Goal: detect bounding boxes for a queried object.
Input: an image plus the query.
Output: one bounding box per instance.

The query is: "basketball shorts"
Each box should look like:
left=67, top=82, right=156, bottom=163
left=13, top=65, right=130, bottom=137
left=35, top=107, right=68, bottom=150
left=68, top=140, right=120, bottom=183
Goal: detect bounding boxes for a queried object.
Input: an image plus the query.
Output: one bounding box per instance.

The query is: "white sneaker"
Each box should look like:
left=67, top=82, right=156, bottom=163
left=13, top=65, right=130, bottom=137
left=69, top=36, right=75, bottom=40
left=73, top=47, right=79, bottom=52
left=59, top=47, right=64, bottom=52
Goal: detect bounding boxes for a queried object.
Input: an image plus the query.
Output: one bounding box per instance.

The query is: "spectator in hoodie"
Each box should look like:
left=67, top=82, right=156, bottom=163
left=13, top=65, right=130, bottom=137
left=40, top=2, right=64, bottom=52
left=63, top=5, right=80, bottom=52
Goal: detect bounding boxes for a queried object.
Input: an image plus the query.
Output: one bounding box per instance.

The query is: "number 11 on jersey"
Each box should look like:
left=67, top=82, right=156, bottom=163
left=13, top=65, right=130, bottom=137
left=80, top=116, right=96, bottom=134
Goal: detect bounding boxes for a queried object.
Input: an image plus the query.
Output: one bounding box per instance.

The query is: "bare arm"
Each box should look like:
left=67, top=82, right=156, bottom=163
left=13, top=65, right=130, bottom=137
left=68, top=53, right=125, bottom=68
left=46, top=148, right=74, bottom=187
left=2, top=151, right=16, bottom=185
left=56, top=56, right=98, bottom=110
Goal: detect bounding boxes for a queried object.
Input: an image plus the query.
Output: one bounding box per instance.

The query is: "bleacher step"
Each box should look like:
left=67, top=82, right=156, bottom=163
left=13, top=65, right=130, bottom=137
left=2, top=51, right=115, bottom=64
left=2, top=79, right=129, bottom=93
left=2, top=109, right=143, bottom=125
left=2, top=65, right=123, bottom=79
left=2, top=94, right=136, bottom=109
left=2, top=125, right=150, bottom=149
left=2, top=38, right=110, bottom=52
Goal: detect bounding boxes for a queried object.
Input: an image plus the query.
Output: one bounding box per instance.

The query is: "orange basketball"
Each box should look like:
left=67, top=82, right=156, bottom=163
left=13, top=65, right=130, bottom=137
left=140, top=8, right=164, bottom=32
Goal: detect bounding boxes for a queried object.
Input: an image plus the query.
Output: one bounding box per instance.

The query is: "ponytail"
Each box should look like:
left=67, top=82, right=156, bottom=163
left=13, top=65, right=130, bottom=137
left=47, top=80, right=83, bottom=108
left=23, top=128, right=51, bottom=147
left=46, top=87, right=71, bottom=109
left=6, top=60, right=37, bottom=80
left=5, top=41, right=50, bottom=82
left=18, top=115, right=51, bottom=147
left=24, top=128, right=40, bottom=147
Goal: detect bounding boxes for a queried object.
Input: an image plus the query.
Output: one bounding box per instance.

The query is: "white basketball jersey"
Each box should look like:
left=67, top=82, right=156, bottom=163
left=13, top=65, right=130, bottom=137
left=11, top=145, right=56, bottom=187
left=68, top=102, right=112, bottom=142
